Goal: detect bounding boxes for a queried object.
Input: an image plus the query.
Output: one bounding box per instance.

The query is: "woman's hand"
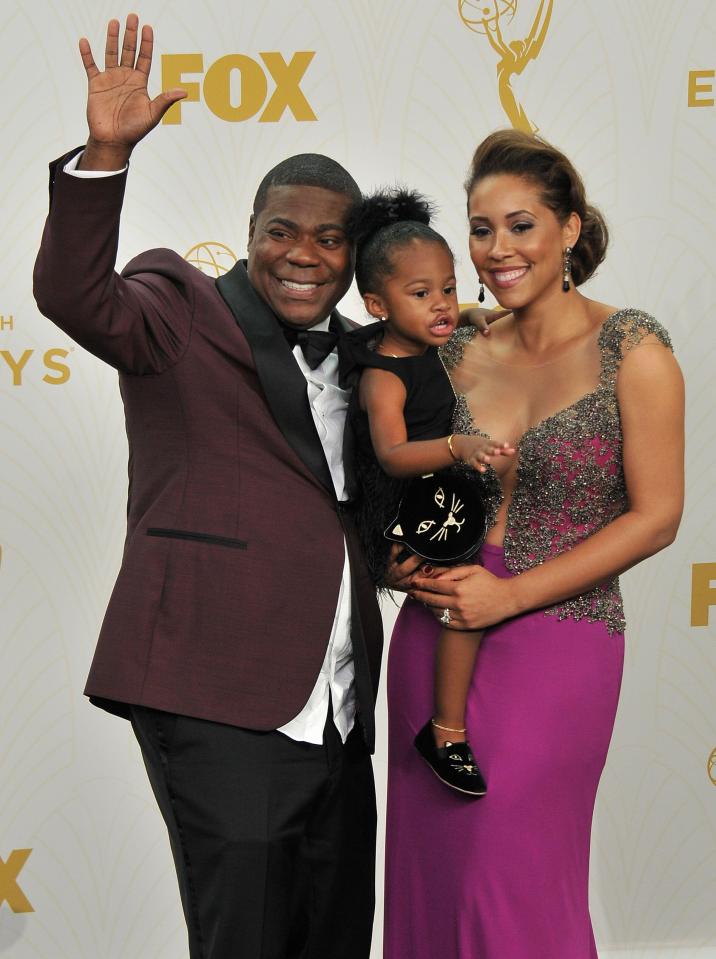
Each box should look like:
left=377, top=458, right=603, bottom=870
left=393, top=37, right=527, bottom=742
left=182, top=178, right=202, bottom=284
left=409, top=564, right=521, bottom=630
left=79, top=14, right=187, bottom=170
left=383, top=544, right=423, bottom=592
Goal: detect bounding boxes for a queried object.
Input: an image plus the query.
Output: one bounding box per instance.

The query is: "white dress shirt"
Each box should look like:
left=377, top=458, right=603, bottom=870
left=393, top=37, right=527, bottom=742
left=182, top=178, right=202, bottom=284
left=65, top=152, right=357, bottom=745
left=64, top=153, right=127, bottom=177
left=277, top=325, right=355, bottom=745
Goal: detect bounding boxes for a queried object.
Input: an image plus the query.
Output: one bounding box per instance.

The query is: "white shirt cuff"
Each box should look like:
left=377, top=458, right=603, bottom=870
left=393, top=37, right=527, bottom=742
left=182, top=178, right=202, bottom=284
left=64, top=151, right=127, bottom=178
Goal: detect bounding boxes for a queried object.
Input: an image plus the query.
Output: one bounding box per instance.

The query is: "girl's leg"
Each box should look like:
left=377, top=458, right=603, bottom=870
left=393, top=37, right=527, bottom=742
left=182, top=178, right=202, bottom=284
left=413, top=628, right=487, bottom=796
left=432, top=628, right=482, bottom=746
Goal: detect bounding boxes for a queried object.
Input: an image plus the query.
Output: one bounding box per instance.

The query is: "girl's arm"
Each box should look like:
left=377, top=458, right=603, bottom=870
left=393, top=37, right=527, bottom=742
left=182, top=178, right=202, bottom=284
left=409, top=340, right=685, bottom=628
left=360, top=367, right=513, bottom=478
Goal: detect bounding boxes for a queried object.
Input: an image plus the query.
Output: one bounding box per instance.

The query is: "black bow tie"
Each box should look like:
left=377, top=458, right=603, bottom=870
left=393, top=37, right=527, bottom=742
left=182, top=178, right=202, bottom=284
left=282, top=325, right=340, bottom=370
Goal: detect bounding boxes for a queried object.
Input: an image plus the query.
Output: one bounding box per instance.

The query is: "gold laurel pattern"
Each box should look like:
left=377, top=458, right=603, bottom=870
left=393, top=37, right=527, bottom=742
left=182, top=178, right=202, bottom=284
left=592, top=746, right=716, bottom=946
left=0, top=549, right=73, bottom=821
left=21, top=781, right=185, bottom=957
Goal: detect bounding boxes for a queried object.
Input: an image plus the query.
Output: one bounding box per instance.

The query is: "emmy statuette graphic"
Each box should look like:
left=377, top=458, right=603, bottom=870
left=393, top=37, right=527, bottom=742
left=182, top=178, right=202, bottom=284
left=458, top=0, right=554, bottom=133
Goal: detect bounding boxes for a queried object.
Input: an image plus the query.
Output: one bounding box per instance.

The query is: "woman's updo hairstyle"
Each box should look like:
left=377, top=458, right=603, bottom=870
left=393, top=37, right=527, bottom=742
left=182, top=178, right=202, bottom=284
left=353, top=187, right=452, bottom=296
left=464, top=130, right=609, bottom=287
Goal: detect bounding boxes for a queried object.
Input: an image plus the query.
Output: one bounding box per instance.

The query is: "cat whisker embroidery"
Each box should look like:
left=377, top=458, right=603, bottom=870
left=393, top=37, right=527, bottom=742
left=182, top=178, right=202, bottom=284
left=415, top=492, right=467, bottom=543
left=429, top=514, right=466, bottom=542
left=384, top=468, right=487, bottom=566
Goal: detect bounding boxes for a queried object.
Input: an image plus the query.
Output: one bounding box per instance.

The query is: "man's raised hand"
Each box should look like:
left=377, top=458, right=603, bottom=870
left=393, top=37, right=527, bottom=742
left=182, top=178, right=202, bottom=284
left=78, top=13, right=186, bottom=170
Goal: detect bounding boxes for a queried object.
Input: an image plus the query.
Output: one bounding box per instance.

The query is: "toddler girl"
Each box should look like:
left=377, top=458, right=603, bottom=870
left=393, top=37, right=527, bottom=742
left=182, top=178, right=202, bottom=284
left=344, top=188, right=513, bottom=795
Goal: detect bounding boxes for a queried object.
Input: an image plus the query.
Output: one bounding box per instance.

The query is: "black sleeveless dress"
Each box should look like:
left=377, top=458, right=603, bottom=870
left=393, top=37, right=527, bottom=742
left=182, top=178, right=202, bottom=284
left=342, top=321, right=456, bottom=586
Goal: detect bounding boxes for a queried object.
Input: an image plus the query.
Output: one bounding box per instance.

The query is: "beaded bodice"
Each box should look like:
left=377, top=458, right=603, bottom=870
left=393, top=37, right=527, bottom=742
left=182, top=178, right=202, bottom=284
left=441, top=309, right=673, bottom=634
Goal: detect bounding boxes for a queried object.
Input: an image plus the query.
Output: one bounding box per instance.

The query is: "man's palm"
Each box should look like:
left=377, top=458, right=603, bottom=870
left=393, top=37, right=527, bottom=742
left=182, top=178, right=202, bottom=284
left=86, top=66, right=158, bottom=146
left=80, top=14, right=185, bottom=150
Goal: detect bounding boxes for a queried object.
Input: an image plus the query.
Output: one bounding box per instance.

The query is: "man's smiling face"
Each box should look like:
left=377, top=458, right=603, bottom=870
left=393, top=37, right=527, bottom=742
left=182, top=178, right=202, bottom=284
left=247, top=184, right=355, bottom=329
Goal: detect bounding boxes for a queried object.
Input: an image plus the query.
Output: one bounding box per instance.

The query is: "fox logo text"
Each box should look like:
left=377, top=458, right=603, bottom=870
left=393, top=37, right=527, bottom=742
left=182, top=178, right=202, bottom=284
left=162, top=53, right=317, bottom=124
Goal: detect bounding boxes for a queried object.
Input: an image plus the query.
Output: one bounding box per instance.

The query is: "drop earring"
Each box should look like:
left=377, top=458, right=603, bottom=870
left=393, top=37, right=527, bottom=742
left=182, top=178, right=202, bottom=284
left=478, top=281, right=485, bottom=303
left=562, top=247, right=573, bottom=292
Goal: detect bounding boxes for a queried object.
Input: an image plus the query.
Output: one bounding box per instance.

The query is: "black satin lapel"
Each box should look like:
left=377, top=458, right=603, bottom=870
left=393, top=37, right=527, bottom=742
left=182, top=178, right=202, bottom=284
left=338, top=320, right=383, bottom=500
left=216, top=261, right=334, bottom=494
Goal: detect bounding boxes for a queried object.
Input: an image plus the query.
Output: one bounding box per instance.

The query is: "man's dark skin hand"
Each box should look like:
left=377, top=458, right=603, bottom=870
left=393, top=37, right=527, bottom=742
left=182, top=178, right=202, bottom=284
left=77, top=13, right=186, bottom=171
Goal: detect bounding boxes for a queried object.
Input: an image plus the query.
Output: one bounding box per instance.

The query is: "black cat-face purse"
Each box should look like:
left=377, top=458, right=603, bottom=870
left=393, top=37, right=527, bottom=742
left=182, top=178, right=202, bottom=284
left=384, top=466, right=488, bottom=565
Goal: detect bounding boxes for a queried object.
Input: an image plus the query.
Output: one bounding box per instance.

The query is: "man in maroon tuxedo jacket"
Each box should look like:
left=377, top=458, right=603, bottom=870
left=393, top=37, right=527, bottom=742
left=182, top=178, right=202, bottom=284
left=33, top=15, right=383, bottom=959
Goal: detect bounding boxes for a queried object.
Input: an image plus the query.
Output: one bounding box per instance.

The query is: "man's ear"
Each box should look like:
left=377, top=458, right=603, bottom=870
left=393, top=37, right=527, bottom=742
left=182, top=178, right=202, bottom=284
left=363, top=292, right=387, bottom=321
left=247, top=214, right=256, bottom=250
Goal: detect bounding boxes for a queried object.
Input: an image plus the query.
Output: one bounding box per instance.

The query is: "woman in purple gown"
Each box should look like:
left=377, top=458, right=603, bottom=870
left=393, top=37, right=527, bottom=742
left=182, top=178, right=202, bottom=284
left=384, top=131, right=685, bottom=958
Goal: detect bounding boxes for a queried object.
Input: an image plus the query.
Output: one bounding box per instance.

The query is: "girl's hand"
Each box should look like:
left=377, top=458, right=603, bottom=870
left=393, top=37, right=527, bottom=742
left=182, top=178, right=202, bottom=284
left=458, top=306, right=511, bottom=335
left=409, top=564, right=520, bottom=630
left=453, top=435, right=515, bottom=472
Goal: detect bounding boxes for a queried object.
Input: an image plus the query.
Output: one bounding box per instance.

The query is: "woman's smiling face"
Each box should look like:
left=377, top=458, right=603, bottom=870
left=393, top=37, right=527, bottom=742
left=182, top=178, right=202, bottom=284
left=467, top=173, right=580, bottom=310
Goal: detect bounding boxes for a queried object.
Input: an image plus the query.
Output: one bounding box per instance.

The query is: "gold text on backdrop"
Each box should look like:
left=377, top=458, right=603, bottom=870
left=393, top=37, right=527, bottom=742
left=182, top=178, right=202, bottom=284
left=688, top=70, right=715, bottom=107
left=0, top=850, right=34, bottom=913
left=458, top=0, right=553, bottom=132
left=162, top=53, right=317, bottom=124
left=1, top=317, right=72, bottom=385
left=0, top=350, right=70, bottom=386
left=691, top=563, right=716, bottom=627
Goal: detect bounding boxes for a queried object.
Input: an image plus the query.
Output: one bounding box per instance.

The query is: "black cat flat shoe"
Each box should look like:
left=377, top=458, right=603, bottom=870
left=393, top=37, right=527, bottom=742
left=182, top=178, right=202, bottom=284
left=414, top=720, right=487, bottom=798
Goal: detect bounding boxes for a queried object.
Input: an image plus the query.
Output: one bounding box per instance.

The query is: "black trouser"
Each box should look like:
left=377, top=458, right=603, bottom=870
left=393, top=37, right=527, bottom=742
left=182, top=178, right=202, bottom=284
left=130, top=706, right=376, bottom=959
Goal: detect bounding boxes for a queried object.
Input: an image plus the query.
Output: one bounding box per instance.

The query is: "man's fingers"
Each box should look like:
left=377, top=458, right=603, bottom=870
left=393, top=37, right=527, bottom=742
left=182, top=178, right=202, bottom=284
left=120, top=13, right=139, bottom=68
left=104, top=18, right=120, bottom=70
left=79, top=38, right=99, bottom=80
left=136, top=24, right=154, bottom=77
left=149, top=89, right=188, bottom=124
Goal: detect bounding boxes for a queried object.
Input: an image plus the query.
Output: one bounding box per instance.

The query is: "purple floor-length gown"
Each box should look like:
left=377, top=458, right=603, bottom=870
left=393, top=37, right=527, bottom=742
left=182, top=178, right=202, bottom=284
left=385, top=547, right=624, bottom=958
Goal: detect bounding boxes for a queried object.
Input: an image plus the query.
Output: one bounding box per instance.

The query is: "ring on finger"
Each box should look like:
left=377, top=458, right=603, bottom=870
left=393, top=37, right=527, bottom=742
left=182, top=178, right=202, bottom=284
left=440, top=607, right=451, bottom=625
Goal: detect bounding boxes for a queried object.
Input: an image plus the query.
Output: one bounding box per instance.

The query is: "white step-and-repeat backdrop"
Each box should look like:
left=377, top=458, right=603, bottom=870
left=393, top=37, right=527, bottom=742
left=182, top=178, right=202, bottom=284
left=1, top=1, right=715, bottom=956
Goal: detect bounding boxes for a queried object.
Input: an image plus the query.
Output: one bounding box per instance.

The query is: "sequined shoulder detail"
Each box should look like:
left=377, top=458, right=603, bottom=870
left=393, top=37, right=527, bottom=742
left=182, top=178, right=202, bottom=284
left=599, top=308, right=673, bottom=389
left=439, top=326, right=481, bottom=372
